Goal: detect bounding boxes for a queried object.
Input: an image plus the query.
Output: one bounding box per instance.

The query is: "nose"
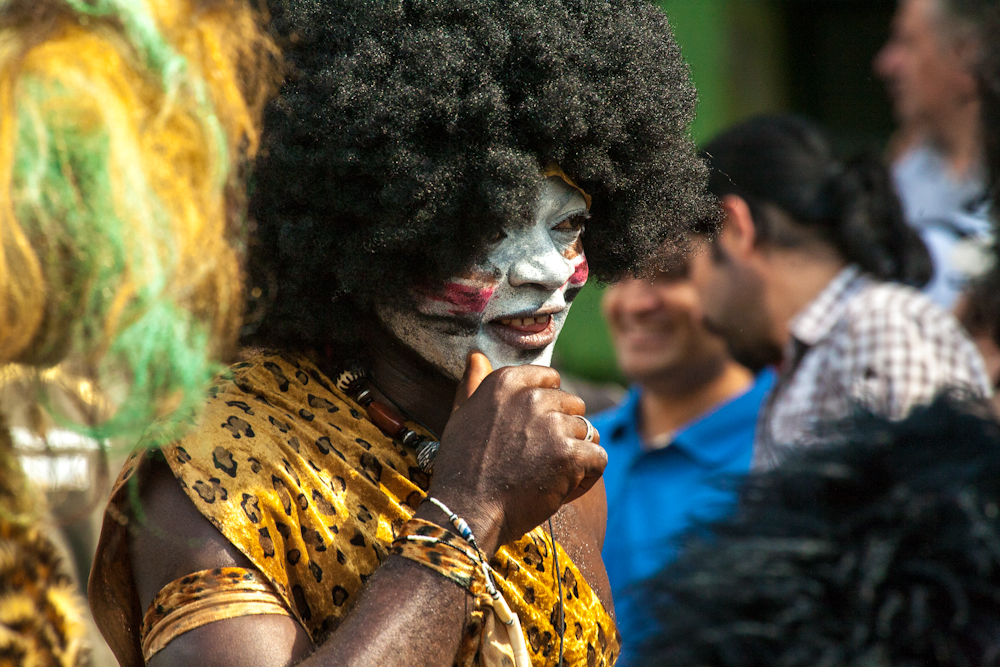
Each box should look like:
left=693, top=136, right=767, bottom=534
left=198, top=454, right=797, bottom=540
left=613, top=280, right=661, bottom=316
left=507, top=231, right=574, bottom=290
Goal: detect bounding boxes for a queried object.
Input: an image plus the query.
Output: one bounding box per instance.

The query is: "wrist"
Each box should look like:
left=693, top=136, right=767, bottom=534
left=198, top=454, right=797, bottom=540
left=414, top=492, right=504, bottom=557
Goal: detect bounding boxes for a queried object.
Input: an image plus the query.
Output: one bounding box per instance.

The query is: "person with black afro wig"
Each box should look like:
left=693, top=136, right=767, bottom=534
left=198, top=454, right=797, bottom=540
left=242, top=0, right=715, bottom=359
left=639, top=394, right=1000, bottom=666
left=89, top=1, right=715, bottom=666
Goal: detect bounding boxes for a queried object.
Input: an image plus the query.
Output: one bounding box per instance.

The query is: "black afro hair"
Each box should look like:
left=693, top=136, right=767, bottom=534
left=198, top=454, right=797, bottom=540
left=243, top=0, right=716, bottom=355
left=639, top=395, right=1000, bottom=666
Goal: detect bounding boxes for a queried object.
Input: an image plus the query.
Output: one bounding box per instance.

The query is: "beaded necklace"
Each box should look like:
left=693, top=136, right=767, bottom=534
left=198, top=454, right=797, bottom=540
left=334, top=370, right=440, bottom=473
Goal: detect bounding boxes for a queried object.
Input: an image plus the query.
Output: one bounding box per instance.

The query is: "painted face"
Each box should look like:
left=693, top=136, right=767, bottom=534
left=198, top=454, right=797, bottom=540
left=376, top=177, right=589, bottom=380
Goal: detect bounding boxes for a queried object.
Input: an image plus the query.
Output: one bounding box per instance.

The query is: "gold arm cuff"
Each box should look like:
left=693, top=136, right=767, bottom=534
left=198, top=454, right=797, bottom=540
left=141, top=567, right=292, bottom=661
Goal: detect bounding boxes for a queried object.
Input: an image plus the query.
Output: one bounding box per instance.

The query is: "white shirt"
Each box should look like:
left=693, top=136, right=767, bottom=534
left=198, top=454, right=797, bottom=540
left=892, top=142, right=992, bottom=309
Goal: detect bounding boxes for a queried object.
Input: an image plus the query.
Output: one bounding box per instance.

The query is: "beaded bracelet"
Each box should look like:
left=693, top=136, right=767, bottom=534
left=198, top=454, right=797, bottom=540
left=426, top=497, right=481, bottom=552
left=424, top=499, right=527, bottom=643
left=392, top=502, right=531, bottom=667
left=390, top=520, right=485, bottom=594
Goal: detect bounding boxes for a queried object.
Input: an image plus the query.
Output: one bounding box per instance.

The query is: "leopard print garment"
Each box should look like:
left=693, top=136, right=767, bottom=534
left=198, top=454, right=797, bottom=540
left=90, top=351, right=620, bottom=667
left=0, top=420, right=89, bottom=667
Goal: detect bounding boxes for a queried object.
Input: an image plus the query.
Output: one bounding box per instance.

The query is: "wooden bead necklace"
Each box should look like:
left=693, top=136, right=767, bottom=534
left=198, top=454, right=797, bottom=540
left=335, top=370, right=440, bottom=473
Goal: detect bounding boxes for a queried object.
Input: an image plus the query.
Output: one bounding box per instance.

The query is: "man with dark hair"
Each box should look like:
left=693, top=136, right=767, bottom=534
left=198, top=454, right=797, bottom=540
left=593, top=260, right=774, bottom=664
left=88, top=2, right=716, bottom=666
left=638, top=13, right=1000, bottom=667
left=639, top=396, right=1000, bottom=667
left=688, top=115, right=988, bottom=469
left=875, top=0, right=993, bottom=308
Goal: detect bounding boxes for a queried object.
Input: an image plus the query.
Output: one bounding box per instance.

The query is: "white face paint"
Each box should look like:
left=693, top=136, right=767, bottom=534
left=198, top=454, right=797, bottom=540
left=376, top=177, right=590, bottom=380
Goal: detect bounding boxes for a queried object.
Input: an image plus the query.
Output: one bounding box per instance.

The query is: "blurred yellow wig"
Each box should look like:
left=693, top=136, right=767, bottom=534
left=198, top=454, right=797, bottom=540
left=0, top=2, right=278, bottom=663
left=0, top=0, right=279, bottom=438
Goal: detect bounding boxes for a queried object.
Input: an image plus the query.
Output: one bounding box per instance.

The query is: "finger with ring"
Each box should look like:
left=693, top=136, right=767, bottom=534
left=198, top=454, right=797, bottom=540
left=574, top=415, right=597, bottom=443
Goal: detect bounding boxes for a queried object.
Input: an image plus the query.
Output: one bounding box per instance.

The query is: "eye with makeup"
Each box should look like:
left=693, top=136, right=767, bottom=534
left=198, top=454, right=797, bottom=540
left=552, top=213, right=588, bottom=234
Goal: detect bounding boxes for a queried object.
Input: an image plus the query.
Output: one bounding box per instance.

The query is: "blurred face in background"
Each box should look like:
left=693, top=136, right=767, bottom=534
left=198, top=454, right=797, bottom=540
left=687, top=236, right=783, bottom=374
left=603, top=261, right=734, bottom=387
left=874, top=0, right=979, bottom=132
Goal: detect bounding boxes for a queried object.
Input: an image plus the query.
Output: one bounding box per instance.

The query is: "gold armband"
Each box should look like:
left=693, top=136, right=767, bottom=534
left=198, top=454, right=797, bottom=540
left=141, top=567, right=292, bottom=661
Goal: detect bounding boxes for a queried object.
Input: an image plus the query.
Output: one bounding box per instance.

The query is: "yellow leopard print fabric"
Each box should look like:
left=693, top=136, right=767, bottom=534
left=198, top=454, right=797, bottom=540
left=0, top=517, right=90, bottom=667
left=91, top=351, right=619, bottom=667
left=390, top=520, right=485, bottom=594
left=0, top=418, right=89, bottom=667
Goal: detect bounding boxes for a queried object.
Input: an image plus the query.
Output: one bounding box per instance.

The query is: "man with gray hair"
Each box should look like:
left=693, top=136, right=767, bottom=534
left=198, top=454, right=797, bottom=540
left=875, top=0, right=993, bottom=309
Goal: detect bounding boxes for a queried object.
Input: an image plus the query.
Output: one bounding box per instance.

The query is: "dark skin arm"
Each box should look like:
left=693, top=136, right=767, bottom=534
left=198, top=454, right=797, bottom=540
left=133, top=358, right=610, bottom=667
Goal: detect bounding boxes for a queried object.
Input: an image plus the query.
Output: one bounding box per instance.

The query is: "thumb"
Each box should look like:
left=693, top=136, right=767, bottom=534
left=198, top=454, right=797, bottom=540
left=452, top=351, right=493, bottom=412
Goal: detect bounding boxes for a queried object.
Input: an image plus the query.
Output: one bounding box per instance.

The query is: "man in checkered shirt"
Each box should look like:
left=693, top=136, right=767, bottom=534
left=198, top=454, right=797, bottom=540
left=688, top=116, right=991, bottom=471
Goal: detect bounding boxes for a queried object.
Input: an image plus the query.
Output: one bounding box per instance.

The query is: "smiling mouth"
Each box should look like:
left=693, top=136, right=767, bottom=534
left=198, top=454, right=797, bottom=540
left=489, top=313, right=559, bottom=349
left=498, top=315, right=551, bottom=331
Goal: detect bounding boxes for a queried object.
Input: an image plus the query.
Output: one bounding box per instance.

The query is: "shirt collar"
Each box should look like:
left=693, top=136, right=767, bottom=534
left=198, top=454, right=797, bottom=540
left=603, top=371, right=775, bottom=467
left=670, top=369, right=775, bottom=467
left=603, top=386, right=643, bottom=446
left=788, top=265, right=869, bottom=347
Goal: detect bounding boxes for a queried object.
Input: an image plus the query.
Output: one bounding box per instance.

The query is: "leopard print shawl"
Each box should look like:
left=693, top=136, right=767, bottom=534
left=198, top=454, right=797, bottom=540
left=90, top=351, right=620, bottom=667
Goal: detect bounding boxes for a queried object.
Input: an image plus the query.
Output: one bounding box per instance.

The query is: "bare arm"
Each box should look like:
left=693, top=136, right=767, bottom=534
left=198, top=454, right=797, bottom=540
left=551, top=477, right=613, bottom=616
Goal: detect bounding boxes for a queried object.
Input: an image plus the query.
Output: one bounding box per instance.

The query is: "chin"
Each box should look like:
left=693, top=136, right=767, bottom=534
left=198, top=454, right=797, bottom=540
left=483, top=344, right=555, bottom=371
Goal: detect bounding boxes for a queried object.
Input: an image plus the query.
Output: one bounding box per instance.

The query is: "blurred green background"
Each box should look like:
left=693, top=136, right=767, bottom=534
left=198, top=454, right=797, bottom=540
left=553, top=0, right=898, bottom=385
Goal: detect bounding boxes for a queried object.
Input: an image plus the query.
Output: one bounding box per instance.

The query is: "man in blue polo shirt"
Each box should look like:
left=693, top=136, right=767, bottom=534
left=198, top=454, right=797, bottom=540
left=592, top=260, right=774, bottom=664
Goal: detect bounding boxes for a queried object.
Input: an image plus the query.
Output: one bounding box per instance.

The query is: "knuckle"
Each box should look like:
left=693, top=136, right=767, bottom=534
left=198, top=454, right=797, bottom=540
left=525, top=388, right=549, bottom=413
left=536, top=411, right=559, bottom=434
left=493, top=366, right=518, bottom=386
left=559, top=437, right=582, bottom=464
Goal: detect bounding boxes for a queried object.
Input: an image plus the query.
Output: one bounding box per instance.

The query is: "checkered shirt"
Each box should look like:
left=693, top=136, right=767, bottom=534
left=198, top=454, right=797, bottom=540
left=754, top=265, right=991, bottom=471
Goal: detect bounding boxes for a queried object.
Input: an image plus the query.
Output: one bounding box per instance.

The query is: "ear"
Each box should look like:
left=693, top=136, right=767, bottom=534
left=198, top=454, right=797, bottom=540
left=718, top=194, right=758, bottom=260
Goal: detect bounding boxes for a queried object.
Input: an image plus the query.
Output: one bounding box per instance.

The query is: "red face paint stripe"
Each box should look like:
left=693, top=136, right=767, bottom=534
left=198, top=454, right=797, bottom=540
left=568, top=256, right=589, bottom=286
left=426, top=282, right=496, bottom=315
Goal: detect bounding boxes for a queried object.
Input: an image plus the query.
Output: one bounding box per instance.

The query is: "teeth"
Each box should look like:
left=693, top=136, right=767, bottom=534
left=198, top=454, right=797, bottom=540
left=498, top=315, right=550, bottom=327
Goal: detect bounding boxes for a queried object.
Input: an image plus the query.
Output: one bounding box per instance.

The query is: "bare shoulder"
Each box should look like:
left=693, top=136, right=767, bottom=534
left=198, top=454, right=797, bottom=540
left=130, top=460, right=313, bottom=667
left=129, top=459, right=255, bottom=609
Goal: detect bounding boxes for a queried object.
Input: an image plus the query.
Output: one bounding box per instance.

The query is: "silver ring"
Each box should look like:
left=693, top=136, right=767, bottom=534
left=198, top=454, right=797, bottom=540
left=575, top=415, right=596, bottom=443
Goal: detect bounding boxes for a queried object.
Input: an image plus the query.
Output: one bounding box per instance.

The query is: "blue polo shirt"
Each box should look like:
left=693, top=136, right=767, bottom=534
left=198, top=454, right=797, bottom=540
left=592, top=370, right=774, bottom=663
